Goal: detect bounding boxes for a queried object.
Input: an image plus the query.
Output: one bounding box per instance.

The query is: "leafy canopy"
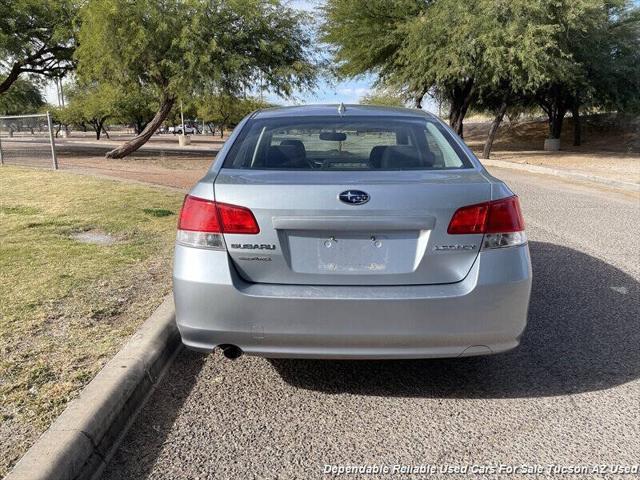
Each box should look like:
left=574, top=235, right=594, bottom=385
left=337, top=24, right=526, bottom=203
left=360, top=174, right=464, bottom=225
left=321, top=0, right=423, bottom=82
left=0, top=79, right=44, bottom=114
left=76, top=0, right=317, bottom=100
left=60, top=82, right=116, bottom=126
left=359, top=89, right=406, bottom=107
left=322, top=0, right=640, bottom=131
left=197, top=94, right=270, bottom=127
left=0, top=0, right=76, bottom=94
left=111, top=86, right=158, bottom=132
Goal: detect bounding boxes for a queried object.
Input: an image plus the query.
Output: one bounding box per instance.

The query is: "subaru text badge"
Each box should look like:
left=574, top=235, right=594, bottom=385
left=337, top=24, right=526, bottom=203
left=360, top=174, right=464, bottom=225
left=339, top=190, right=369, bottom=205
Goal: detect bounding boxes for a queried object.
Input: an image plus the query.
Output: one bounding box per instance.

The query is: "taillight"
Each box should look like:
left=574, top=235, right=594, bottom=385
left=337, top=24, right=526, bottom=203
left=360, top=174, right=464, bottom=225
left=176, top=195, right=259, bottom=249
left=448, top=196, right=526, bottom=249
left=447, top=203, right=489, bottom=235
left=178, top=195, right=221, bottom=232
left=216, top=203, right=260, bottom=234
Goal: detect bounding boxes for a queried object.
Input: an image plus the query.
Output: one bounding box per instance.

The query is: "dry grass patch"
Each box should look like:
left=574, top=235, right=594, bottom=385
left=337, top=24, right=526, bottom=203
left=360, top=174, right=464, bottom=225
left=0, top=166, right=184, bottom=476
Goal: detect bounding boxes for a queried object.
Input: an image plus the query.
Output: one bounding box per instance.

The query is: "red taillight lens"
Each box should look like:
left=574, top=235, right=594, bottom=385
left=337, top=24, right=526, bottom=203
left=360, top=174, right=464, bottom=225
left=448, top=196, right=524, bottom=234
left=485, top=196, right=525, bottom=233
left=216, top=202, right=260, bottom=234
left=177, top=195, right=259, bottom=234
left=447, top=203, right=489, bottom=234
left=178, top=195, right=221, bottom=232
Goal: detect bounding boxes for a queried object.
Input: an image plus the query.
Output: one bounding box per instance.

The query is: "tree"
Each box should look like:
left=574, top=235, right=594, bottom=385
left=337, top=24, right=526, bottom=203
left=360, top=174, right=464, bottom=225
left=113, top=86, right=158, bottom=135
left=75, top=0, right=317, bottom=159
left=197, top=94, right=270, bottom=137
left=0, top=79, right=44, bottom=114
left=62, top=83, right=116, bottom=140
left=521, top=0, right=640, bottom=144
left=473, top=0, right=638, bottom=152
left=324, top=0, right=640, bottom=150
left=471, top=0, right=566, bottom=157
left=48, top=105, right=70, bottom=137
left=359, top=89, right=406, bottom=107
left=0, top=0, right=76, bottom=95
left=401, top=0, right=491, bottom=136
left=566, top=1, right=640, bottom=145
left=321, top=0, right=425, bottom=104
left=322, top=0, right=487, bottom=137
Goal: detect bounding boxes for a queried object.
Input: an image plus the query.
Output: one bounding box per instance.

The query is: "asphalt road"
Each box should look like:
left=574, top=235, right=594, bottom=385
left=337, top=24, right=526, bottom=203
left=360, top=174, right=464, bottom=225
left=102, top=168, right=640, bottom=479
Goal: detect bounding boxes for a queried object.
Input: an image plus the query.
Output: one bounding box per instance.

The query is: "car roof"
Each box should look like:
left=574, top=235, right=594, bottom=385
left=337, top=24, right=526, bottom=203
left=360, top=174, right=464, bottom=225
left=251, top=104, right=437, bottom=120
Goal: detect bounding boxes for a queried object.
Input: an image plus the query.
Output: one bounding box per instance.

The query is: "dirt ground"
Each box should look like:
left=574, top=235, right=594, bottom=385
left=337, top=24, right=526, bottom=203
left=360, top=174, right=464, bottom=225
left=479, top=151, right=640, bottom=184
left=465, top=114, right=639, bottom=153
left=464, top=115, right=639, bottom=184
left=58, top=155, right=212, bottom=190
left=52, top=130, right=229, bottom=148
left=2, top=132, right=224, bottom=190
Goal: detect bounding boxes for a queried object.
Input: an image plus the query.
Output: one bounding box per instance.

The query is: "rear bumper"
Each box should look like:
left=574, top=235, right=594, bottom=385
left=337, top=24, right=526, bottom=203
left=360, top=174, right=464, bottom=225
left=173, top=244, right=532, bottom=359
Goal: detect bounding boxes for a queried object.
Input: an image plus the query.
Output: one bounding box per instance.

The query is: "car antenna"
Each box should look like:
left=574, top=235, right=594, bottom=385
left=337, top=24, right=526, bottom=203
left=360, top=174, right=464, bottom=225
left=338, top=102, right=346, bottom=115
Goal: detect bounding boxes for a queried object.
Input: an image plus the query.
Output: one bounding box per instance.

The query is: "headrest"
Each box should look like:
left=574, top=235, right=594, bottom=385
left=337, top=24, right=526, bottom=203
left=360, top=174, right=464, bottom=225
left=381, top=145, right=434, bottom=169
left=280, top=139, right=306, bottom=155
left=369, top=145, right=390, bottom=169
left=265, top=144, right=307, bottom=168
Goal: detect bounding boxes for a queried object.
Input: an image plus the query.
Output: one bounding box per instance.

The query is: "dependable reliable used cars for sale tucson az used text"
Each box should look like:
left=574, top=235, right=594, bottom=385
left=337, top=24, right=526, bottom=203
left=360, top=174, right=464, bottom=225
left=172, top=104, right=532, bottom=360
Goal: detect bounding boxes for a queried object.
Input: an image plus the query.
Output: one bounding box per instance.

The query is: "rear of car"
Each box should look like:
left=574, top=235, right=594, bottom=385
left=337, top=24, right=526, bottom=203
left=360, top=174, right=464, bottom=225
left=173, top=105, right=531, bottom=359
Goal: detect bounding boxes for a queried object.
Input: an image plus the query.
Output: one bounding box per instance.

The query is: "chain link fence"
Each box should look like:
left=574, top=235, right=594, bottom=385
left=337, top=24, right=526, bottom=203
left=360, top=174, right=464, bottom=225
left=0, top=113, right=58, bottom=170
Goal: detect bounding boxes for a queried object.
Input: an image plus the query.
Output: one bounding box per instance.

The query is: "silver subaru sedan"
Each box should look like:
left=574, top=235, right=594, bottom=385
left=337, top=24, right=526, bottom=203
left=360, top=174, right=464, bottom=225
left=173, top=105, right=532, bottom=359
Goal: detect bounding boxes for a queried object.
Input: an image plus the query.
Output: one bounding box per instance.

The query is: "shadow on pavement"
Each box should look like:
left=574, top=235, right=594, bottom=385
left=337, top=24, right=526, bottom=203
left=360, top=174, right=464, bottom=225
left=270, top=241, right=640, bottom=398
left=101, top=350, right=205, bottom=480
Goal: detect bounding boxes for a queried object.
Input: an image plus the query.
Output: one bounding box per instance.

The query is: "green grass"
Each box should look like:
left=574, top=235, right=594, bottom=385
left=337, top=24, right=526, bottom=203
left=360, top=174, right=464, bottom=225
left=0, top=166, right=184, bottom=476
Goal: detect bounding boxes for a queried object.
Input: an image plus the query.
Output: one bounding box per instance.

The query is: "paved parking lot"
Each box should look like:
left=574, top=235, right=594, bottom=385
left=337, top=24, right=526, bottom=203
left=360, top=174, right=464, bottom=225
left=103, top=168, right=639, bottom=479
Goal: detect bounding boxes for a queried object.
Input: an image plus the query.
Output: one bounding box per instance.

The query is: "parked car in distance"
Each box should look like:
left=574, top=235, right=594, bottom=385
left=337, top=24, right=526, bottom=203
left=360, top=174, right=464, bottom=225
left=173, top=104, right=532, bottom=360
left=168, top=124, right=199, bottom=135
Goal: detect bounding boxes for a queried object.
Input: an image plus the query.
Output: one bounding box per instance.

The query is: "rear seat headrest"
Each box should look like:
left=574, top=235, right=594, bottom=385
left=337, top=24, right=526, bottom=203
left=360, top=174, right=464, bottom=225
left=381, top=145, right=434, bottom=169
left=265, top=144, right=307, bottom=168
left=369, top=145, right=389, bottom=168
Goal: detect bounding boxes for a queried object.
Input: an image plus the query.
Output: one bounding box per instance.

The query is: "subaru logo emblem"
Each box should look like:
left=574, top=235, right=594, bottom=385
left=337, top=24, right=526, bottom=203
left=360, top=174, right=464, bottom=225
left=339, top=190, right=369, bottom=205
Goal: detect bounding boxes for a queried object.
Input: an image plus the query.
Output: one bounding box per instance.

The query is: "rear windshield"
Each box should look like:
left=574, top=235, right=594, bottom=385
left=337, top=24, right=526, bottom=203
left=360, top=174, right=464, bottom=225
left=222, top=116, right=473, bottom=170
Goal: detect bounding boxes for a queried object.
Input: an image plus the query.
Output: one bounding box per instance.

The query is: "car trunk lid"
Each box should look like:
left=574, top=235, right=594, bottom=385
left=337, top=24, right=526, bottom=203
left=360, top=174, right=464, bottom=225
left=214, top=169, right=490, bottom=286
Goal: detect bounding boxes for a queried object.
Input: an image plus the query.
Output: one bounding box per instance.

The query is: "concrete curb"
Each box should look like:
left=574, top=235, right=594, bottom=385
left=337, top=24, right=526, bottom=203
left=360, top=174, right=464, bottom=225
left=482, top=159, right=640, bottom=192
left=5, top=295, right=181, bottom=480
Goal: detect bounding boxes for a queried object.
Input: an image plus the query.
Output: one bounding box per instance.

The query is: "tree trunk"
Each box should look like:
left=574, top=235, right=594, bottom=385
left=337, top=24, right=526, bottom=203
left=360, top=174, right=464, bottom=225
left=101, top=122, right=110, bottom=140
left=106, top=94, right=175, bottom=159
left=135, top=120, right=148, bottom=135
left=414, top=87, right=427, bottom=109
left=549, top=109, right=566, bottom=139
left=481, top=100, right=508, bottom=159
left=91, top=120, right=102, bottom=140
left=448, top=79, right=474, bottom=138
left=0, top=63, right=21, bottom=95
left=571, top=101, right=581, bottom=146
left=542, top=90, right=568, bottom=140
